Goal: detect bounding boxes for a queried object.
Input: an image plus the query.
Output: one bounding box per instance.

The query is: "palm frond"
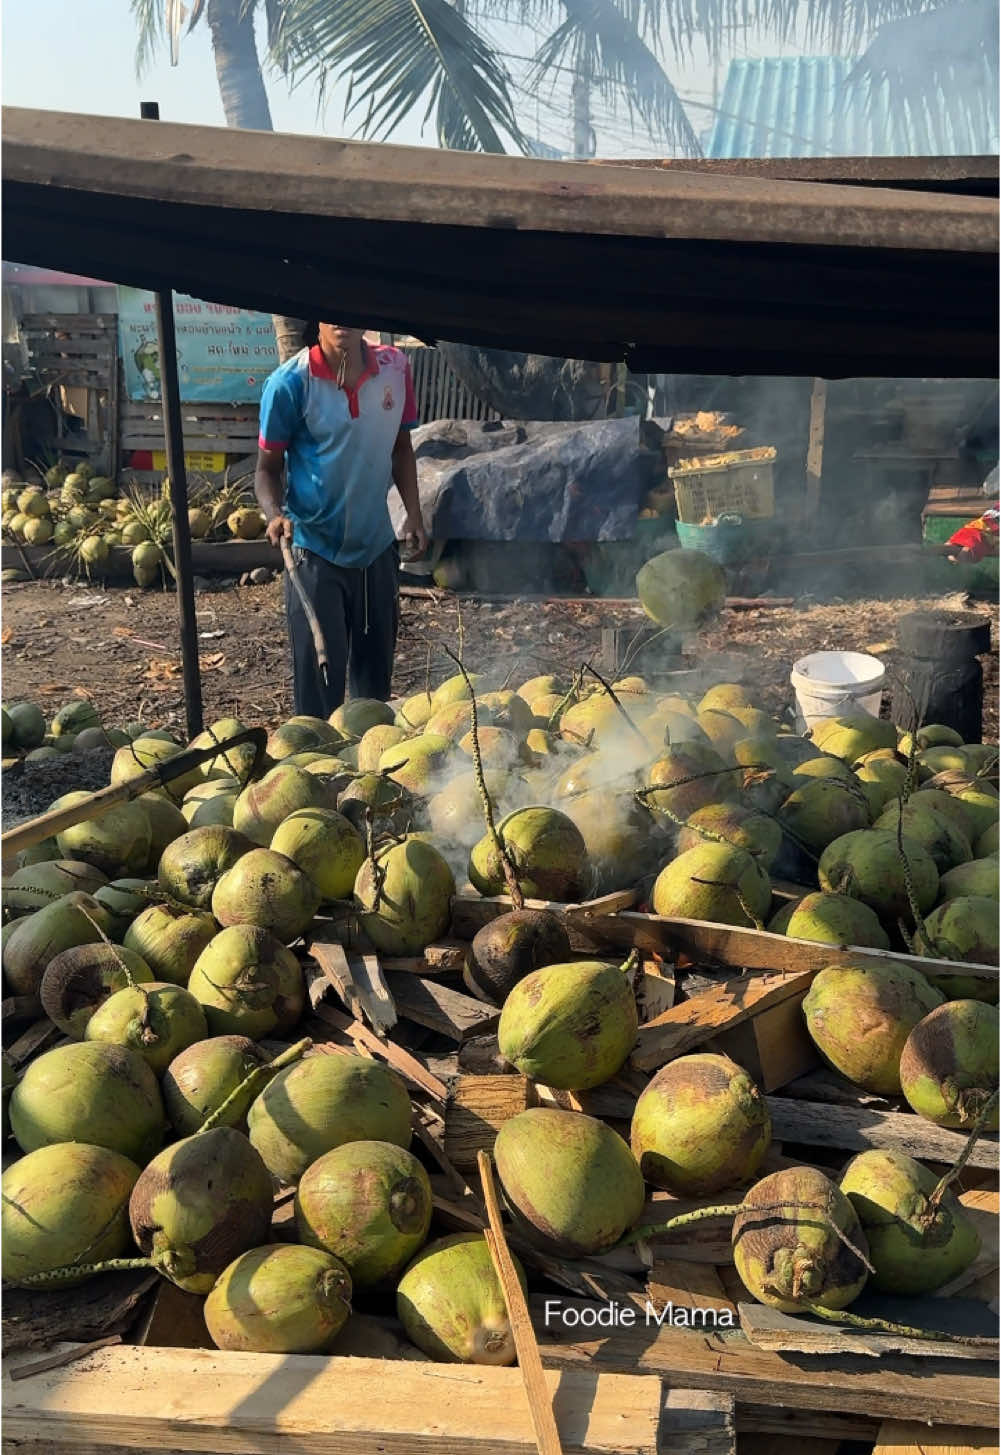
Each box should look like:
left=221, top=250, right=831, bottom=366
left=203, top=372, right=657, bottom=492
left=532, top=0, right=701, bottom=154
left=273, top=0, right=528, bottom=152
left=131, top=0, right=165, bottom=77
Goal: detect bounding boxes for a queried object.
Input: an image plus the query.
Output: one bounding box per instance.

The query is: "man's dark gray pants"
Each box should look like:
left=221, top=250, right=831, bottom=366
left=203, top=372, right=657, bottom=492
left=285, top=542, right=399, bottom=718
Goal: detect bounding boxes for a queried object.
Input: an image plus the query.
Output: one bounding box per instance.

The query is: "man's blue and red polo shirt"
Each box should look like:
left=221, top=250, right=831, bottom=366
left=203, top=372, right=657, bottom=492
left=258, top=342, right=419, bottom=569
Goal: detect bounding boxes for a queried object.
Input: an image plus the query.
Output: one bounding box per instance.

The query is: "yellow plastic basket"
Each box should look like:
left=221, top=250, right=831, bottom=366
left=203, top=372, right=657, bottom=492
left=669, top=446, right=776, bottom=524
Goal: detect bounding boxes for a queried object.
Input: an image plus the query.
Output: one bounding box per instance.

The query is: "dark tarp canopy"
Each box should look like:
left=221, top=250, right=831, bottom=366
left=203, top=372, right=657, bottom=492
left=3, top=107, right=998, bottom=378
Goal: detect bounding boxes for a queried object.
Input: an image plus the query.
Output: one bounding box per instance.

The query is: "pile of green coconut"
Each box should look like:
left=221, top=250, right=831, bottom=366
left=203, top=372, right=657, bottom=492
left=1, top=649, right=997, bottom=1356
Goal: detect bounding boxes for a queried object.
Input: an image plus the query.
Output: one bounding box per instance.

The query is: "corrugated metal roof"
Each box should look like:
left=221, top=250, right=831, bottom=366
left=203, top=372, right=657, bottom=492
left=707, top=56, right=999, bottom=159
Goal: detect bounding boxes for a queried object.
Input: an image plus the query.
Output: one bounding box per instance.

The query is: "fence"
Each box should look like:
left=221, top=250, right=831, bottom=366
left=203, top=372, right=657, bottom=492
left=400, top=346, right=498, bottom=424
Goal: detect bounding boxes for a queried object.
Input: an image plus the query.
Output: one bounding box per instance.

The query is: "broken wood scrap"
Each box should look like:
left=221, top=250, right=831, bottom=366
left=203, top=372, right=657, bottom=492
left=647, top=1261, right=737, bottom=1317
left=307, top=941, right=397, bottom=1034
left=443, top=1074, right=536, bottom=1172
left=412, top=1109, right=474, bottom=1201
left=1, top=995, right=42, bottom=1028
left=707, top=989, right=819, bottom=1092
left=765, top=1098, right=999, bottom=1171
left=7, top=1337, right=122, bottom=1383
left=311, top=1002, right=448, bottom=1109
left=2, top=1270, right=158, bottom=1354
left=380, top=940, right=468, bottom=975
left=872, top=1419, right=998, bottom=1454
left=632, top=970, right=816, bottom=1072
left=458, top=1034, right=514, bottom=1075
left=934, top=1189, right=999, bottom=1302
left=133, top=1282, right=213, bottom=1350
left=738, top=1296, right=998, bottom=1361
left=5, top=1017, right=59, bottom=1068
left=384, top=971, right=499, bottom=1042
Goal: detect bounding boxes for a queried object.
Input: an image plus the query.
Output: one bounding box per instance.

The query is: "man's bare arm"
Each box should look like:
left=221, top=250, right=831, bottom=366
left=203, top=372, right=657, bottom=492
left=255, top=447, right=292, bottom=548
left=391, top=429, right=428, bottom=555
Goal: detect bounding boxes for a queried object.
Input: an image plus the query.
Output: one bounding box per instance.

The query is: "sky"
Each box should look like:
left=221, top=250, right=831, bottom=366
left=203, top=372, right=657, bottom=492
left=0, top=0, right=799, bottom=159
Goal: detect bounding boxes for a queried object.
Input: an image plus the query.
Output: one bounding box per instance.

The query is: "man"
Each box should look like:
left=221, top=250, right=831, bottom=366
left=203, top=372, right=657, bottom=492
left=255, top=323, right=428, bottom=716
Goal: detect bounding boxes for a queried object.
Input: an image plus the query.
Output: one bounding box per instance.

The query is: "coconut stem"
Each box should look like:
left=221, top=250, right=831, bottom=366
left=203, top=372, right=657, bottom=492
left=925, top=1088, right=999, bottom=1213
left=78, top=905, right=139, bottom=991
left=199, top=1036, right=311, bottom=1134
left=18, top=1256, right=154, bottom=1287
left=363, top=807, right=388, bottom=912
left=689, top=876, right=765, bottom=933
left=547, top=664, right=586, bottom=734
left=894, top=799, right=930, bottom=946
left=800, top=1299, right=989, bottom=1347
left=443, top=644, right=524, bottom=911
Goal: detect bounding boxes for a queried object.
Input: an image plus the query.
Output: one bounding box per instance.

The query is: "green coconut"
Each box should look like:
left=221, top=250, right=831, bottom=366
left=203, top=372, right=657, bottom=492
left=52, top=791, right=152, bottom=876
left=732, top=1167, right=870, bottom=1313
left=899, top=1000, right=998, bottom=1129
left=331, top=698, right=395, bottom=738
left=212, top=848, right=322, bottom=943
left=458, top=725, right=522, bottom=772
left=85, top=981, right=208, bottom=1074
left=9, top=1040, right=164, bottom=1162
left=122, top=903, right=217, bottom=986
left=428, top=770, right=509, bottom=848
left=379, top=733, right=454, bottom=796
left=975, top=822, right=999, bottom=857
left=518, top=674, right=564, bottom=702
left=295, top=1140, right=432, bottom=1285
left=676, top=801, right=783, bottom=868
left=791, top=754, right=856, bottom=783
left=39, top=942, right=155, bottom=1038
left=270, top=807, right=365, bottom=902
left=559, top=692, right=630, bottom=749
left=916, top=745, right=985, bottom=781
left=914, top=897, right=999, bottom=980
left=129, top=1126, right=275, bottom=1293
left=267, top=716, right=345, bottom=761
left=187, top=717, right=256, bottom=780
left=2, top=1143, right=142, bottom=1287
left=562, top=788, right=658, bottom=896
left=766, top=898, right=801, bottom=935
left=553, top=746, right=647, bottom=800
left=232, top=764, right=332, bottom=846
left=162, top=1036, right=275, bottom=1136
left=396, top=692, right=435, bottom=730
left=784, top=892, right=891, bottom=950
left=356, top=723, right=409, bottom=772
left=463, top=909, right=573, bottom=1005
left=6, top=701, right=46, bottom=750
left=397, top=1233, right=523, bottom=1365
left=88, top=880, right=155, bottom=941
left=636, top=549, right=726, bottom=630
left=337, top=773, right=417, bottom=837
left=840, top=1149, right=980, bottom=1295
left=248, top=1052, right=412, bottom=1185
left=495, top=1107, right=645, bottom=1256
left=779, top=778, right=871, bottom=856
left=204, top=1244, right=352, bottom=1353
left=910, top=787, right=979, bottom=844
left=873, top=801, right=972, bottom=874
left=644, top=743, right=736, bottom=822
left=810, top=713, right=897, bottom=764
left=817, top=829, right=939, bottom=921
left=498, top=960, right=638, bottom=1090
left=432, top=673, right=481, bottom=707
left=695, top=709, right=748, bottom=760
left=2, top=891, right=112, bottom=996
left=157, top=824, right=254, bottom=911
left=854, top=756, right=909, bottom=817
left=937, top=858, right=999, bottom=904
left=353, top=837, right=455, bottom=955
left=425, top=700, right=478, bottom=741
left=183, top=790, right=239, bottom=834
left=3, top=858, right=109, bottom=916
left=651, top=842, right=771, bottom=928
left=136, top=792, right=190, bottom=870
left=631, top=1053, right=771, bottom=1195
left=468, top=806, right=587, bottom=902
left=51, top=700, right=101, bottom=738
left=111, top=736, right=199, bottom=802
left=187, top=925, right=305, bottom=1039
left=801, top=960, right=944, bottom=1095
left=923, top=770, right=999, bottom=841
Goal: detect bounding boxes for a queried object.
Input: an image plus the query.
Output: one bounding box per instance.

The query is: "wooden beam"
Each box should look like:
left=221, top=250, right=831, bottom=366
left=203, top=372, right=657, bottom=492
left=873, top=1421, right=999, bottom=1454
left=533, top=1297, right=999, bottom=1426
left=385, top=972, right=500, bottom=1043
left=765, top=1098, right=999, bottom=1170
left=803, top=378, right=827, bottom=520
left=632, top=971, right=817, bottom=1072
left=1, top=1344, right=665, bottom=1455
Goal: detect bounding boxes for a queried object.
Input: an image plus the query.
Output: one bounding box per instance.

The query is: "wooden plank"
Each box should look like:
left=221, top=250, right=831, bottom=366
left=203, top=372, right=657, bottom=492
left=873, top=1420, right=999, bottom=1454
left=632, top=971, right=816, bottom=1073
left=766, top=1098, right=999, bottom=1170
left=1, top=1344, right=665, bottom=1455
left=353, top=954, right=397, bottom=1035
left=532, top=1297, right=999, bottom=1426
left=656, top=1390, right=735, bottom=1455
left=708, top=993, right=820, bottom=1093
left=306, top=943, right=396, bottom=1034
left=738, top=1296, right=997, bottom=1360
left=5, top=1018, right=59, bottom=1068
left=647, top=1261, right=737, bottom=1316
left=385, top=971, right=499, bottom=1043
left=132, top=1281, right=212, bottom=1350
left=444, top=1075, right=536, bottom=1171
left=934, top=1189, right=999, bottom=1301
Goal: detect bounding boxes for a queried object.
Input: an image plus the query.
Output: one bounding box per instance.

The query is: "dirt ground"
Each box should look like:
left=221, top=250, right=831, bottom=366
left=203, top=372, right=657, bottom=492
left=1, top=575, right=996, bottom=826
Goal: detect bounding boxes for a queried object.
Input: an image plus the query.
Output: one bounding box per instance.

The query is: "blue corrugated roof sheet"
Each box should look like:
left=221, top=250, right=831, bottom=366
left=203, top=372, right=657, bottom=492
left=706, top=56, right=998, bottom=159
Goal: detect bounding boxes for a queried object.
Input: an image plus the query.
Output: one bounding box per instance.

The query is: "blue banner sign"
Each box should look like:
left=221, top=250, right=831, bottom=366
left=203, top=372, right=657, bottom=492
left=118, top=288, right=279, bottom=403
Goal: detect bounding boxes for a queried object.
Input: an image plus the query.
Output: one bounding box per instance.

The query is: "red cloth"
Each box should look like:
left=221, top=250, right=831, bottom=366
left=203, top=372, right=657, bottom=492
left=947, top=504, right=999, bottom=562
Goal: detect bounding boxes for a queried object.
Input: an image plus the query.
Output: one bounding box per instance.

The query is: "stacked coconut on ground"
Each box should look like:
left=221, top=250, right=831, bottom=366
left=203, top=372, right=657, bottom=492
left=0, top=657, right=997, bottom=1360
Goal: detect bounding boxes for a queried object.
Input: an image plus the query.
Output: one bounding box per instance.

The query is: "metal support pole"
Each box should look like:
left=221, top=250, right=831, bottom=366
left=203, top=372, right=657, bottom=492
left=141, top=101, right=203, bottom=739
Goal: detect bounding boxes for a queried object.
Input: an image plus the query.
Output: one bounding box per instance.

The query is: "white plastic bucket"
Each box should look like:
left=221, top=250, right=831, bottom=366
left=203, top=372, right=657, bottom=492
left=790, top=650, right=886, bottom=732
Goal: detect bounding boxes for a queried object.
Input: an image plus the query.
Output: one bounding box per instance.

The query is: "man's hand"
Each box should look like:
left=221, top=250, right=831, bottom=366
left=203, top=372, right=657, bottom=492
left=400, top=511, right=429, bottom=559
left=266, top=514, right=293, bottom=549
